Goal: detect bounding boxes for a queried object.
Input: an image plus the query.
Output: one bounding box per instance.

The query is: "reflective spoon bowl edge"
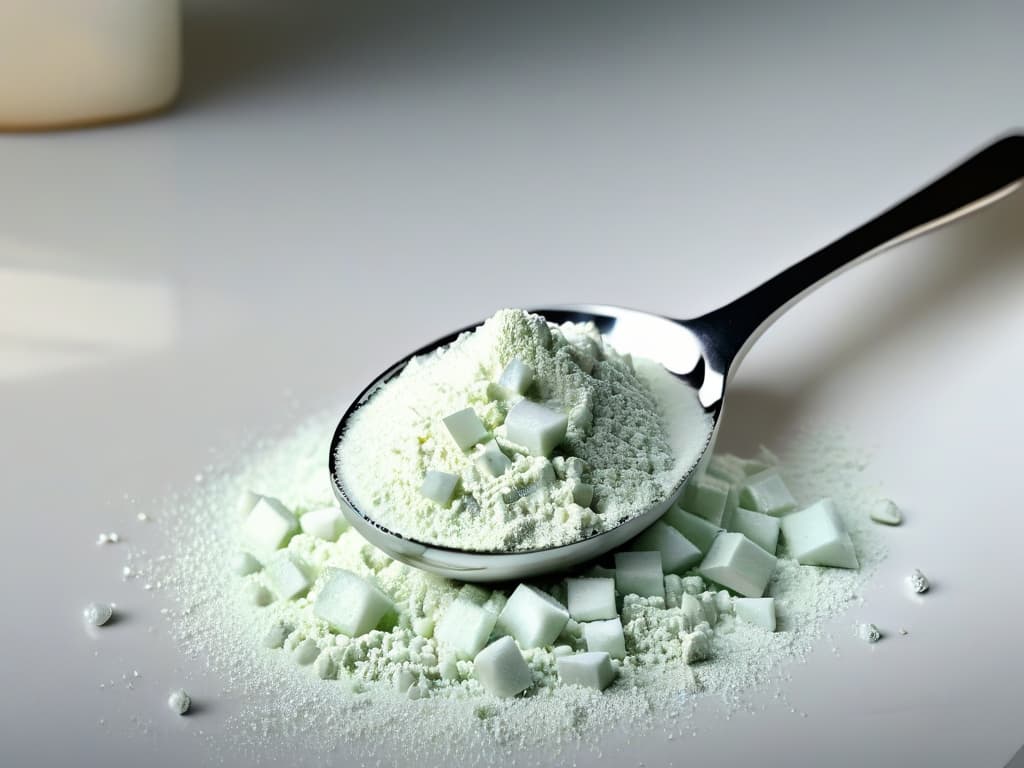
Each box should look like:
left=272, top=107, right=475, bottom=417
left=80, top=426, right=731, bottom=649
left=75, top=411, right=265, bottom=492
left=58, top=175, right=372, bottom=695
left=329, top=133, right=1023, bottom=583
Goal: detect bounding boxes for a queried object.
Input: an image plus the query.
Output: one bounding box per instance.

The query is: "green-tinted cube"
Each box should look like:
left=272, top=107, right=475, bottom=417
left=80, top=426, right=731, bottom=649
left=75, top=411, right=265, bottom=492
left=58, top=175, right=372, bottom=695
left=442, top=407, right=489, bottom=450
left=314, top=568, right=393, bottom=636
left=582, top=618, right=626, bottom=659
left=241, top=496, right=298, bottom=562
left=434, top=598, right=498, bottom=659
left=421, top=470, right=459, bottom=506
left=662, top=505, right=723, bottom=554
left=728, top=506, right=781, bottom=554
left=682, top=475, right=731, bottom=526
left=557, top=651, right=616, bottom=691
left=474, top=637, right=533, bottom=698
left=505, top=400, right=567, bottom=457
left=699, top=532, right=777, bottom=597
left=265, top=552, right=311, bottom=600
left=614, top=551, right=665, bottom=599
left=498, top=358, right=535, bottom=395
left=780, top=498, right=858, bottom=569
left=565, top=577, right=616, bottom=621
left=629, top=521, right=702, bottom=574
left=475, top=440, right=512, bottom=478
left=740, top=469, right=797, bottom=517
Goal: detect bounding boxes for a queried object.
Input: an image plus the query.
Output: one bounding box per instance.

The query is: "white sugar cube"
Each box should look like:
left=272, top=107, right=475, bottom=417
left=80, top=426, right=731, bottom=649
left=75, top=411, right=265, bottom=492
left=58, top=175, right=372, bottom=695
left=442, top=407, right=490, bottom=450
left=237, top=489, right=262, bottom=517
left=458, top=583, right=491, bottom=605
left=232, top=552, right=262, bottom=576
left=421, top=470, right=459, bottom=506
left=571, top=481, right=594, bottom=508
left=728, top=507, right=781, bottom=554
left=663, top=505, right=723, bottom=554
left=435, top=598, right=498, bottom=659
left=565, top=577, right=616, bottom=621
left=629, top=521, right=702, bottom=574
left=733, top=597, right=777, bottom=631
left=475, top=440, right=512, bottom=478
left=722, top=484, right=740, bottom=530
left=557, top=651, right=616, bottom=691
left=614, top=551, right=665, bottom=598
left=740, top=469, right=797, bottom=517
left=314, top=568, right=393, bottom=637
left=582, top=617, right=626, bottom=659
left=682, top=475, right=731, bottom=526
left=780, top=498, right=859, bottom=569
left=704, top=454, right=747, bottom=485
left=498, top=358, right=535, bottom=395
left=496, top=585, right=569, bottom=648
left=265, top=553, right=312, bottom=600
left=300, top=507, right=346, bottom=541
left=505, top=400, right=568, bottom=457
left=474, top=636, right=533, bottom=698
left=699, top=532, right=777, bottom=597
left=241, top=496, right=298, bottom=562
left=741, top=458, right=772, bottom=476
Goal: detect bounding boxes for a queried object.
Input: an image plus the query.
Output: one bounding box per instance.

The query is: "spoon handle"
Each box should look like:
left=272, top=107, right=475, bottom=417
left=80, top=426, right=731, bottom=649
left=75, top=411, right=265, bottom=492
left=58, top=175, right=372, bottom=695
left=689, top=133, right=1024, bottom=375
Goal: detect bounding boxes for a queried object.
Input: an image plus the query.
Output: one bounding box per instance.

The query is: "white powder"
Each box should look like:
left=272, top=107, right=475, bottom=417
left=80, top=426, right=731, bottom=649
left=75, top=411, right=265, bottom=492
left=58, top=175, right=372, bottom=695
left=337, top=309, right=712, bottom=551
left=134, top=413, right=889, bottom=764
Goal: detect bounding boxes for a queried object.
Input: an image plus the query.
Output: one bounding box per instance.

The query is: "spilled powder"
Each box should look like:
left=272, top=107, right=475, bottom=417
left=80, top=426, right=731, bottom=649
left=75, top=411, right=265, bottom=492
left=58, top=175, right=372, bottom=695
left=136, top=413, right=886, bottom=765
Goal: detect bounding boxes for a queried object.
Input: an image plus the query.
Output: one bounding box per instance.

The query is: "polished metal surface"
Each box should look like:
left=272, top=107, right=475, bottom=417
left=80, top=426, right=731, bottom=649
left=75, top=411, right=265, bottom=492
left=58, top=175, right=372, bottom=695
left=330, top=134, right=1023, bottom=582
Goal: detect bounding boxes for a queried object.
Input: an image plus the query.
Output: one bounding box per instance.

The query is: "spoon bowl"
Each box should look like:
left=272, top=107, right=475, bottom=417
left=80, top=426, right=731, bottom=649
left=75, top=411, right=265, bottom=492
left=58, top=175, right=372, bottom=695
left=330, top=134, right=1023, bottom=582
left=329, top=306, right=717, bottom=582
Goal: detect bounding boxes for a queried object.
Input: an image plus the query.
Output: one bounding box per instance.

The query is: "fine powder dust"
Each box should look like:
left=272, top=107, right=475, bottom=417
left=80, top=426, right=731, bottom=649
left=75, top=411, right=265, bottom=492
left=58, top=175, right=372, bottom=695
left=135, top=415, right=886, bottom=765
left=337, top=309, right=713, bottom=551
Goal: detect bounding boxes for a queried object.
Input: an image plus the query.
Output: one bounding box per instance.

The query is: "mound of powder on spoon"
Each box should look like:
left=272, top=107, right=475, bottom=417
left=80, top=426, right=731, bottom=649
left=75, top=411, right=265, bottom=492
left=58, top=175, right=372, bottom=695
left=337, top=308, right=712, bottom=551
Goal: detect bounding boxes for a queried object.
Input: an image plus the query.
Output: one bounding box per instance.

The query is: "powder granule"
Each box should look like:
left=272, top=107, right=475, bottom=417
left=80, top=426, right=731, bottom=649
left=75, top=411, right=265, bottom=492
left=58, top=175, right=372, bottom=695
left=857, top=623, right=882, bottom=643
left=338, top=309, right=711, bottom=551
left=908, top=569, right=930, bottom=593
left=83, top=601, right=113, bottom=627
left=167, top=688, right=191, bottom=715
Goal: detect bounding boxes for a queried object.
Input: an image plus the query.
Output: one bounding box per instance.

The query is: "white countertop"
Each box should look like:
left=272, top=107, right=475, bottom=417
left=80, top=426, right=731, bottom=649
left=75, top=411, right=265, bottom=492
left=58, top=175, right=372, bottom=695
left=2, top=1, right=1023, bottom=765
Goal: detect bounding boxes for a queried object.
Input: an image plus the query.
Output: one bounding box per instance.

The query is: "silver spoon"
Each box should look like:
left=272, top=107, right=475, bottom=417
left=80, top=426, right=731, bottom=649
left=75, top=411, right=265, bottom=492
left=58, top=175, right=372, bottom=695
left=330, top=134, right=1023, bottom=582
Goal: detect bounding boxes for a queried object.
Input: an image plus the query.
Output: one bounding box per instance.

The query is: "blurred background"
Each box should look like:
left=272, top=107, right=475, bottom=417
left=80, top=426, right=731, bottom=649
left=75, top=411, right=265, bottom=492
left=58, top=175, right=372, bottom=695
left=2, top=0, right=1022, bottom=383
left=1, top=1, right=1023, bottom=766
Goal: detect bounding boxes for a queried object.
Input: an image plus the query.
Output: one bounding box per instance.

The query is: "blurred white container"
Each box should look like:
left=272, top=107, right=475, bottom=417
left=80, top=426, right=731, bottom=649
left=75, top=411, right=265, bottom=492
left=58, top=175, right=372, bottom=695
left=0, top=0, right=181, bottom=130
